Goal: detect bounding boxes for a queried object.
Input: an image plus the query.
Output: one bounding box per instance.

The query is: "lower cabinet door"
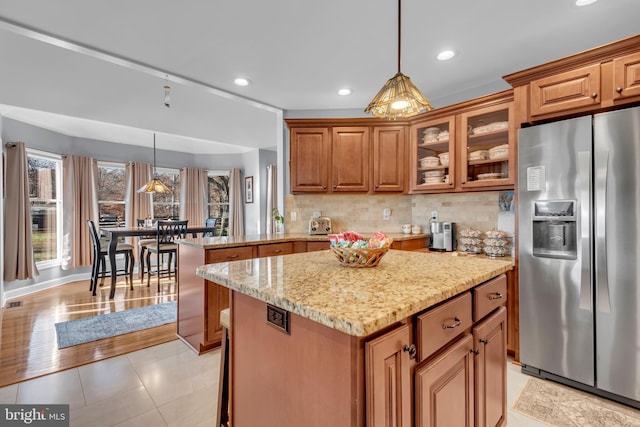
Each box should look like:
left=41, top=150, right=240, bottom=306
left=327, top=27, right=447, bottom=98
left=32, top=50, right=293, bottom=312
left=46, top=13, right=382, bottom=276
left=365, top=324, right=413, bottom=427
left=473, top=307, right=507, bottom=427
left=415, top=334, right=475, bottom=427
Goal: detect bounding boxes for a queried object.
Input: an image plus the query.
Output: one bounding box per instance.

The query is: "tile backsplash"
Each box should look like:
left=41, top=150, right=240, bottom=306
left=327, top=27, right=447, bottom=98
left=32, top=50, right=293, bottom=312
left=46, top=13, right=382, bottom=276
left=285, top=191, right=514, bottom=238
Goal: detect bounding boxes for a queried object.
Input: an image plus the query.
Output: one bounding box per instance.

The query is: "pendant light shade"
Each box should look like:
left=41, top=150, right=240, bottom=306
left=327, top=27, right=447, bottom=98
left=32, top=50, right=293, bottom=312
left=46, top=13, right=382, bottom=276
left=137, top=133, right=173, bottom=194
left=365, top=0, right=433, bottom=119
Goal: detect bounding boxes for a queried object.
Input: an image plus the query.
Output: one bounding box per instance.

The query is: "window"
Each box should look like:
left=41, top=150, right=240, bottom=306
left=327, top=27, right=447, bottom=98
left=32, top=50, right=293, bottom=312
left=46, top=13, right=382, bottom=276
left=153, top=167, right=180, bottom=219
left=97, top=162, right=126, bottom=226
left=27, top=150, right=62, bottom=266
left=208, top=171, right=230, bottom=236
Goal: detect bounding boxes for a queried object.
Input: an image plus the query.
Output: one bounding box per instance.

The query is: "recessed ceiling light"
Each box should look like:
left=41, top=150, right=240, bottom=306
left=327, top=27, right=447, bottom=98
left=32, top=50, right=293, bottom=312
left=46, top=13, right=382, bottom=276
left=575, top=0, right=597, bottom=5
left=234, top=77, right=251, bottom=87
left=338, top=88, right=352, bottom=96
left=437, top=50, right=456, bottom=61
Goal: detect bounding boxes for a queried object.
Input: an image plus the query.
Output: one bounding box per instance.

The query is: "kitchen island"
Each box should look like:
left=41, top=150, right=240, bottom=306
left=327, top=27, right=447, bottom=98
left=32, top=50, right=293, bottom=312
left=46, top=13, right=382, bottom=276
left=176, top=233, right=427, bottom=353
left=197, top=249, right=513, bottom=426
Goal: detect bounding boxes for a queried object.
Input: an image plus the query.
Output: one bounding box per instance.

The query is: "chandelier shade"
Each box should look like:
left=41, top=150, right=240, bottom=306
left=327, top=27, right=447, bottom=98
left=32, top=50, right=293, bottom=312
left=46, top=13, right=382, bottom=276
left=137, top=133, right=173, bottom=194
left=365, top=0, right=433, bottom=119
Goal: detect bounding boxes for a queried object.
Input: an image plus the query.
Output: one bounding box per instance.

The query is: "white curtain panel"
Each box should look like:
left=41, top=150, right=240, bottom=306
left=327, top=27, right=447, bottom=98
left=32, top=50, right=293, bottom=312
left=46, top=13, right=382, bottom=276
left=61, top=155, right=98, bottom=269
left=229, top=168, right=244, bottom=236
left=3, top=142, right=39, bottom=280
left=179, top=167, right=207, bottom=225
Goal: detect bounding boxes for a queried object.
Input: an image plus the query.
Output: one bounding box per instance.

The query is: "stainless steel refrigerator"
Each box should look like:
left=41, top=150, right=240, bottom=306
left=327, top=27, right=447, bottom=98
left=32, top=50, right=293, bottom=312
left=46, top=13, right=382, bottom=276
left=517, top=105, right=640, bottom=408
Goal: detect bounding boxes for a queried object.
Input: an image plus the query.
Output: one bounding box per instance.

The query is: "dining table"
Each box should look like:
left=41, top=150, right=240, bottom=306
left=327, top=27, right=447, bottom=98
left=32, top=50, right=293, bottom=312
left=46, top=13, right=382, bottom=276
left=101, top=225, right=217, bottom=299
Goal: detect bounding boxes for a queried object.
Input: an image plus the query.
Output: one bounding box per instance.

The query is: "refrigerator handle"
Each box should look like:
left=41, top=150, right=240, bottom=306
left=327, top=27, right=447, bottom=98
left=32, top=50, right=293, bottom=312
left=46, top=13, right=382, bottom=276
left=578, top=151, right=592, bottom=311
left=594, top=149, right=611, bottom=313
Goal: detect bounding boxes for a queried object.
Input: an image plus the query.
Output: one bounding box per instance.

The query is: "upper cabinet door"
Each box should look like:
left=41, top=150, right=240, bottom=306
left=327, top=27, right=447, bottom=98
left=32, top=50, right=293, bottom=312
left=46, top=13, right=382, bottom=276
left=290, top=127, right=330, bottom=193
left=612, top=51, right=640, bottom=102
left=529, top=64, right=601, bottom=118
left=410, top=116, right=457, bottom=193
left=459, top=102, right=515, bottom=190
left=332, top=127, right=370, bottom=192
left=373, top=126, right=406, bottom=192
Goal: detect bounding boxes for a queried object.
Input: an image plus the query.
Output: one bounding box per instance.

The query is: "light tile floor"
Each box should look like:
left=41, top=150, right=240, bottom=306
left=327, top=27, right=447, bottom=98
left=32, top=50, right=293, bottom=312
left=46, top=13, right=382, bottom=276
left=0, top=340, right=550, bottom=427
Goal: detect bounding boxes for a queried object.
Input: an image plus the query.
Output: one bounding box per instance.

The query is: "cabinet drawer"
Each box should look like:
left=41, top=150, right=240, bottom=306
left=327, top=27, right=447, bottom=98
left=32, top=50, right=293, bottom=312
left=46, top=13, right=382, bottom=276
left=306, top=241, right=331, bottom=252
left=473, top=274, right=507, bottom=322
left=416, top=292, right=472, bottom=363
left=257, top=242, right=294, bottom=257
left=206, top=246, right=255, bottom=263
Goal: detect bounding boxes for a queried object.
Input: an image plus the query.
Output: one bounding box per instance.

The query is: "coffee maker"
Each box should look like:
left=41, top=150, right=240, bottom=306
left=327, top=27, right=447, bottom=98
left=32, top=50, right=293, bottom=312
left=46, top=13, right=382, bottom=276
left=429, top=221, right=456, bottom=252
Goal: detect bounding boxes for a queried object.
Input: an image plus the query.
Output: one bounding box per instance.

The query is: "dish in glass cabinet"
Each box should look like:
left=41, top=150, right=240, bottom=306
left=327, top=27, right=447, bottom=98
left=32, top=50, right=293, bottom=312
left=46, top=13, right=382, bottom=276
left=477, top=172, right=504, bottom=180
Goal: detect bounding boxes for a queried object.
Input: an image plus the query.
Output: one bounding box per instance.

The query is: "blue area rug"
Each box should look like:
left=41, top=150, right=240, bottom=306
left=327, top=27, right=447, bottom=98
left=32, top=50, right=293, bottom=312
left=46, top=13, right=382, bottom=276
left=54, top=301, right=177, bottom=348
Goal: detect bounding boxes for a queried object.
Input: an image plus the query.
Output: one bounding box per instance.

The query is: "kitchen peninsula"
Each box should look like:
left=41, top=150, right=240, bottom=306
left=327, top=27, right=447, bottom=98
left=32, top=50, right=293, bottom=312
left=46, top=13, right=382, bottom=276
left=197, top=249, right=512, bottom=426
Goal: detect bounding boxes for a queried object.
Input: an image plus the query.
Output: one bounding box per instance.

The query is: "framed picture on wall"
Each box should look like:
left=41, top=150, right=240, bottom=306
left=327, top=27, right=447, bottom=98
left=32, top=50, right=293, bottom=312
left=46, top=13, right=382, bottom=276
left=245, top=176, right=253, bottom=203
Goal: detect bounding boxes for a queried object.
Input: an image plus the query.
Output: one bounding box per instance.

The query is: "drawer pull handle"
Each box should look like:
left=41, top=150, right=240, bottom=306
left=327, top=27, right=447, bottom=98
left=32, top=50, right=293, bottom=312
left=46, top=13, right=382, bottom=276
left=442, top=317, right=462, bottom=329
left=479, top=338, right=489, bottom=344
left=489, top=292, right=503, bottom=300
left=616, top=87, right=623, bottom=93
left=591, top=92, right=598, bottom=99
left=273, top=249, right=282, bottom=253
left=226, top=254, right=239, bottom=259
left=403, top=344, right=417, bottom=360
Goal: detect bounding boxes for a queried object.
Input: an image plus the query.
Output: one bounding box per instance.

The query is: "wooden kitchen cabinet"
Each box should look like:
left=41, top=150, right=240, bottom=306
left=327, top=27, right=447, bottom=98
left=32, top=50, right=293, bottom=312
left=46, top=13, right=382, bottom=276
left=612, top=50, right=640, bottom=104
left=459, top=102, right=515, bottom=189
left=286, top=118, right=410, bottom=194
left=332, top=127, right=370, bottom=192
left=178, top=244, right=256, bottom=354
left=473, top=307, right=507, bottom=427
left=366, top=275, right=508, bottom=427
left=504, top=34, right=640, bottom=124
left=365, top=323, right=413, bottom=427
left=410, top=115, right=457, bottom=192
left=409, top=91, right=515, bottom=194
left=415, top=334, right=475, bottom=427
left=289, top=127, right=330, bottom=192
left=373, top=125, right=406, bottom=192
left=528, top=64, right=601, bottom=118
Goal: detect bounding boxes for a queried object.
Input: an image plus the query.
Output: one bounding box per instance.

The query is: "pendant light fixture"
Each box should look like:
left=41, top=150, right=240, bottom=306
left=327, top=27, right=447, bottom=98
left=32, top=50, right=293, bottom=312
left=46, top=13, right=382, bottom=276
left=365, top=0, right=433, bottom=119
left=137, top=133, right=173, bottom=193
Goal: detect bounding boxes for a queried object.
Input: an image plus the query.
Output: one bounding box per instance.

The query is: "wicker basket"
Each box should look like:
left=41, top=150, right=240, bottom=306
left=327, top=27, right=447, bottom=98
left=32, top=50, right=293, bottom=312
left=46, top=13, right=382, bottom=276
left=330, top=245, right=390, bottom=268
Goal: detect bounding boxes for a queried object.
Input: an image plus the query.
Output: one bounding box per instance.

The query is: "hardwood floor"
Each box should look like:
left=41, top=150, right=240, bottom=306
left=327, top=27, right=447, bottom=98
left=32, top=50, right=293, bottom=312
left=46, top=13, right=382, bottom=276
left=0, top=275, right=179, bottom=388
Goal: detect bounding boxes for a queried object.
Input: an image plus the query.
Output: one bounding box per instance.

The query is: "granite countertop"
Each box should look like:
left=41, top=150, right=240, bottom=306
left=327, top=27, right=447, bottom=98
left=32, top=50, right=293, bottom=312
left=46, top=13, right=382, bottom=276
left=196, top=249, right=513, bottom=337
left=178, top=232, right=427, bottom=249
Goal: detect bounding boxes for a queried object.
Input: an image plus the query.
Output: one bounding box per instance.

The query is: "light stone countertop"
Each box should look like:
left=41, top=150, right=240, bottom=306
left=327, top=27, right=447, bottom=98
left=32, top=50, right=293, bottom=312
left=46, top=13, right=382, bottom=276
left=196, top=249, right=513, bottom=337
left=178, top=232, right=427, bottom=249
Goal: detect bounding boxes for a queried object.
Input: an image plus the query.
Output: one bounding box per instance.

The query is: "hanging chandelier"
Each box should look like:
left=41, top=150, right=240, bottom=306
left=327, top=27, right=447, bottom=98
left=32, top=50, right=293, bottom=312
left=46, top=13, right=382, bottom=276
left=365, top=0, right=433, bottom=119
left=137, top=133, right=173, bottom=193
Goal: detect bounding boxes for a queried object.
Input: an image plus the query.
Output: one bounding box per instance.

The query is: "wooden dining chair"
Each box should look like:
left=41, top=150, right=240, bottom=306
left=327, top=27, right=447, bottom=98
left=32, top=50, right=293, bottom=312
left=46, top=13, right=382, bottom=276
left=204, top=217, right=218, bottom=237
left=145, top=220, right=188, bottom=291
left=136, top=218, right=157, bottom=280
left=87, top=220, right=134, bottom=295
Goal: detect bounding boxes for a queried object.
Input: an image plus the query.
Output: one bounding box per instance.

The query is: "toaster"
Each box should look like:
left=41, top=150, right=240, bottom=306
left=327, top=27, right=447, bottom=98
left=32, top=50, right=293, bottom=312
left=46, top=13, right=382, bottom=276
left=308, top=217, right=332, bottom=235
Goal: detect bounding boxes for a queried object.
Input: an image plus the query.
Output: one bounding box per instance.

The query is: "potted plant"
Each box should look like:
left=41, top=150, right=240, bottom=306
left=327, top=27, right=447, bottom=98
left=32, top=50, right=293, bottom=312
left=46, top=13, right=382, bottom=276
left=272, top=208, right=284, bottom=234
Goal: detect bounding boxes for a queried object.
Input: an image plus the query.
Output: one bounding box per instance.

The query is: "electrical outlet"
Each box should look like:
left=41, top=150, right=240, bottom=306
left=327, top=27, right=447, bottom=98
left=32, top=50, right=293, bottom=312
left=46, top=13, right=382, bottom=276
left=313, top=211, right=321, bottom=218
left=431, top=210, right=438, bottom=221
left=291, top=211, right=297, bottom=221
left=383, top=208, right=391, bottom=220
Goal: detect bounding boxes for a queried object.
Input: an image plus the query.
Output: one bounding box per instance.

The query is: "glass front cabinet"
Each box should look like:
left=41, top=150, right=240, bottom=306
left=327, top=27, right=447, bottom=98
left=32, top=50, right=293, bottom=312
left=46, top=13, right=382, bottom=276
left=410, top=95, right=515, bottom=193
left=459, top=102, right=514, bottom=190
left=410, top=116, right=456, bottom=192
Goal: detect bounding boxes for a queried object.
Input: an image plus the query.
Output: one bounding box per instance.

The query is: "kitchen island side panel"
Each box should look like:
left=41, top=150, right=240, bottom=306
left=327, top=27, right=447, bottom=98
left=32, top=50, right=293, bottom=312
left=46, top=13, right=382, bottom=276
left=231, top=291, right=365, bottom=427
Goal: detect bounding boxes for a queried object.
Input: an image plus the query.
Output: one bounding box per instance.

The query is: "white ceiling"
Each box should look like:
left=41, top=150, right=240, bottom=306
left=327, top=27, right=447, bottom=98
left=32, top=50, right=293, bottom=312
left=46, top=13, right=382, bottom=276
left=0, top=0, right=638, bottom=154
